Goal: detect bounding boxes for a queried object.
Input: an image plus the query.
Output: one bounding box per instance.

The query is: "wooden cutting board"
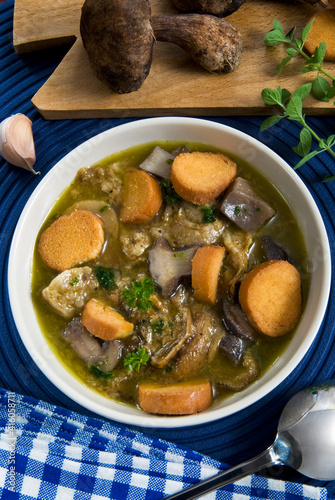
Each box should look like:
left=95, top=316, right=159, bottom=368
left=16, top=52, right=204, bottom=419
left=13, top=0, right=335, bottom=119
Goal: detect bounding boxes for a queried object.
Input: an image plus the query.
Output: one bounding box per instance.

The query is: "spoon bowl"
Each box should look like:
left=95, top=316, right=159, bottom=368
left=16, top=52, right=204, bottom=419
left=164, top=381, right=335, bottom=500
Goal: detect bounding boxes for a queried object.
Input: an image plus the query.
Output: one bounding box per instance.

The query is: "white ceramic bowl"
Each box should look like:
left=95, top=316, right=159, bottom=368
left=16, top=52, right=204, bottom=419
left=8, top=117, right=331, bottom=428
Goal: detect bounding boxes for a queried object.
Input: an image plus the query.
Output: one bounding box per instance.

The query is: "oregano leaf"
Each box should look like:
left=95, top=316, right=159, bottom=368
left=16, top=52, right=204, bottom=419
left=292, top=128, right=312, bottom=157
left=292, top=83, right=312, bottom=101
left=264, top=31, right=286, bottom=46
left=301, top=19, right=314, bottom=45
left=327, top=86, right=335, bottom=99
left=319, top=139, right=328, bottom=149
left=294, top=149, right=321, bottom=169
left=312, top=75, right=330, bottom=102
left=281, top=88, right=292, bottom=105
left=300, top=65, right=317, bottom=74
left=286, top=26, right=296, bottom=41
left=286, top=94, right=304, bottom=121
left=294, top=38, right=302, bottom=49
left=272, top=18, right=284, bottom=32
left=261, top=87, right=283, bottom=106
left=309, top=42, right=326, bottom=66
left=286, top=47, right=297, bottom=56
left=323, top=174, right=335, bottom=183
left=260, top=115, right=283, bottom=131
left=277, top=54, right=294, bottom=75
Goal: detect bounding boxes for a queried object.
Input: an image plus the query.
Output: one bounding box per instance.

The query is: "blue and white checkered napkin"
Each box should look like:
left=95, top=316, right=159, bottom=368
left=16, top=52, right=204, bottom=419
left=0, top=389, right=328, bottom=500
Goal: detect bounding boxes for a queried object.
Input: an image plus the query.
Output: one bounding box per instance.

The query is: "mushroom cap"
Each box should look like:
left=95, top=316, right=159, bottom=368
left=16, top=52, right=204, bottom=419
left=80, top=0, right=154, bottom=94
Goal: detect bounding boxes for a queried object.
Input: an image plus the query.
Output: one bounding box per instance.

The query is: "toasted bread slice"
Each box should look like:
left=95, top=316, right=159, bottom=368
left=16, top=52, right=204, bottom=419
left=81, top=299, right=134, bottom=341
left=239, top=260, right=302, bottom=337
left=138, top=379, right=212, bottom=415
left=171, top=151, right=237, bottom=204
left=38, top=209, right=104, bottom=272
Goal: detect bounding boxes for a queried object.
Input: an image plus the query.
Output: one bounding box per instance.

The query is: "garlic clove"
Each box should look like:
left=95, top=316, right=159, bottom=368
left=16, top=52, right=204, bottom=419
left=0, top=113, right=39, bottom=174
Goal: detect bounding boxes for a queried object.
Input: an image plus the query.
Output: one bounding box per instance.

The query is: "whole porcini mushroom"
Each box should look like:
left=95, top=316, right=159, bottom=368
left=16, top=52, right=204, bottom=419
left=80, top=0, right=154, bottom=94
left=80, top=0, right=243, bottom=94
left=170, top=0, right=247, bottom=16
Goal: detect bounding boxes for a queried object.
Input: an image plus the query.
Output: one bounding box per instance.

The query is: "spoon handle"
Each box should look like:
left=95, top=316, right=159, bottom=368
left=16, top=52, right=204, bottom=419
left=164, top=445, right=281, bottom=500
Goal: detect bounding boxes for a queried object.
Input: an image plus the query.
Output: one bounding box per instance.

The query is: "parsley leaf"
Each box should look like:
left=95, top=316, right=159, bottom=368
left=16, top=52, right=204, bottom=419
left=160, top=179, right=182, bottom=205
left=95, top=266, right=116, bottom=290
left=89, top=365, right=114, bottom=380
left=122, top=278, right=155, bottom=311
left=69, top=276, right=79, bottom=286
left=201, top=205, right=216, bottom=223
left=123, top=348, right=150, bottom=372
left=151, top=319, right=165, bottom=334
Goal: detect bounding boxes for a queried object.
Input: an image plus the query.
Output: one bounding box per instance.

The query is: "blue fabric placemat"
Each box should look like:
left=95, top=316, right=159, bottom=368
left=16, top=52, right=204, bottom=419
left=0, top=0, right=335, bottom=497
left=0, top=389, right=328, bottom=499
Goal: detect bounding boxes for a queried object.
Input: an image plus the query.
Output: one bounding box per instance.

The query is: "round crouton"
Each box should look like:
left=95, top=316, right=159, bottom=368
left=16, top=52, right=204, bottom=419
left=239, top=260, right=302, bottom=337
left=171, top=151, right=237, bottom=205
left=38, top=209, right=104, bottom=272
left=138, top=379, right=212, bottom=415
left=120, top=167, right=162, bottom=223
left=81, top=299, right=134, bottom=341
left=304, top=10, right=335, bottom=61
left=192, top=245, right=226, bottom=304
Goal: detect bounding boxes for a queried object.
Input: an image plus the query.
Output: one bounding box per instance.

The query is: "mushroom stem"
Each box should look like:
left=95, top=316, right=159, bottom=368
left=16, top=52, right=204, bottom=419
left=151, top=14, right=242, bottom=73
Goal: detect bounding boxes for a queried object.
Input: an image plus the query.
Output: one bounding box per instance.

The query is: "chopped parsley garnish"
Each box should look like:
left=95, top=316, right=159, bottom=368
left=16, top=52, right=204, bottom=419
left=165, top=365, right=173, bottom=373
left=95, top=266, right=116, bottom=290
left=122, top=278, right=155, bottom=311
left=234, top=206, right=241, bottom=216
left=89, top=365, right=114, bottom=380
left=123, top=348, right=150, bottom=372
left=151, top=319, right=165, bottom=334
left=201, top=205, right=217, bottom=223
left=100, top=205, right=109, bottom=212
left=69, top=276, right=79, bottom=286
left=173, top=252, right=185, bottom=258
left=160, top=179, right=182, bottom=206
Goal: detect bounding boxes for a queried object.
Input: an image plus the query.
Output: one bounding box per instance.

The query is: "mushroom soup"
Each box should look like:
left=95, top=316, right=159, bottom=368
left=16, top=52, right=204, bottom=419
left=32, top=141, right=308, bottom=415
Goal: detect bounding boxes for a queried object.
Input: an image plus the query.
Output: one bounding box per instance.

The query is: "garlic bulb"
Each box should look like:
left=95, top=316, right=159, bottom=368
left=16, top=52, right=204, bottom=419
left=0, top=113, right=38, bottom=174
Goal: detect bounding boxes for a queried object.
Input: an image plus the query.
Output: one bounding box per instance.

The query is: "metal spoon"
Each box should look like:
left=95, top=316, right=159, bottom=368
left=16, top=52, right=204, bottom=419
left=165, top=381, right=335, bottom=500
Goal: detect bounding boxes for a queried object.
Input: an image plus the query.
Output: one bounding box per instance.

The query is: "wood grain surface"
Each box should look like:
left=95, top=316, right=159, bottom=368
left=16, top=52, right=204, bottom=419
left=12, top=0, right=335, bottom=119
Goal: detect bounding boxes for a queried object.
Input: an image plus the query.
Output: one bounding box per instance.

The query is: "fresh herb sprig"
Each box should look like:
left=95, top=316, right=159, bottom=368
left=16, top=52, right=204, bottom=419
left=122, top=278, right=155, bottom=311
left=261, top=84, right=335, bottom=179
left=264, top=19, right=335, bottom=103
left=123, top=348, right=150, bottom=372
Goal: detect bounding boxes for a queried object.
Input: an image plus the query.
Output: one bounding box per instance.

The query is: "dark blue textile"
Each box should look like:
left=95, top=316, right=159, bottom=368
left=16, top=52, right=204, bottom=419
left=0, top=0, right=334, bottom=497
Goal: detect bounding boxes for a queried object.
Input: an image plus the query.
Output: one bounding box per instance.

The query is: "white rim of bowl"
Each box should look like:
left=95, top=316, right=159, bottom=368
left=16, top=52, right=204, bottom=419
left=7, top=117, right=332, bottom=428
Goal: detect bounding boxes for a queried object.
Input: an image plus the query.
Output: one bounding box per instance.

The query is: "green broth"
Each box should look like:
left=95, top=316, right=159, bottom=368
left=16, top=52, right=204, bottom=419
left=32, top=141, right=309, bottom=409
